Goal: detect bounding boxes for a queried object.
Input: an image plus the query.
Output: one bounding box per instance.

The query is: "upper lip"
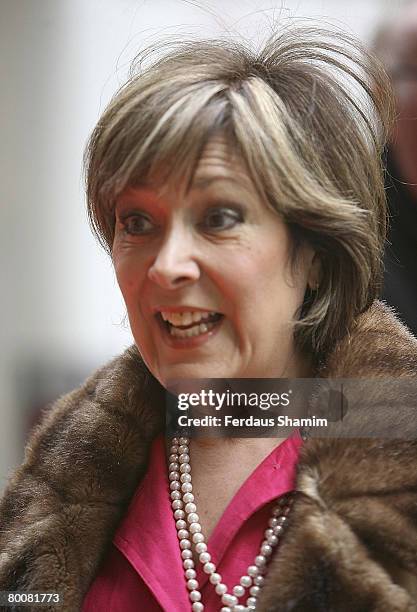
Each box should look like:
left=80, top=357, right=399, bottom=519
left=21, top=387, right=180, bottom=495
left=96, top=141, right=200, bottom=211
left=152, top=306, right=221, bottom=314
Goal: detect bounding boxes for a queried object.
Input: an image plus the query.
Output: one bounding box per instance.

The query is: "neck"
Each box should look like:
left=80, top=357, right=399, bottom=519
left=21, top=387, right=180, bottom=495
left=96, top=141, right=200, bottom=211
left=189, top=436, right=286, bottom=471
left=166, top=436, right=285, bottom=476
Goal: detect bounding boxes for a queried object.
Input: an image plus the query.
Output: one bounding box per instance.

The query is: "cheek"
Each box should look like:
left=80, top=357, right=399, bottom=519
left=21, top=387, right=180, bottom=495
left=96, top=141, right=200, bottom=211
left=114, top=255, right=153, bottom=351
left=238, top=244, right=306, bottom=324
left=113, top=251, right=145, bottom=302
left=248, top=241, right=293, bottom=292
left=221, top=246, right=292, bottom=318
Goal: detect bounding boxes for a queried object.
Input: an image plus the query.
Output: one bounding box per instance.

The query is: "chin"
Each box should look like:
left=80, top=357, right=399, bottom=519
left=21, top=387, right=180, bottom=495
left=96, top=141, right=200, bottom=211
left=157, top=361, right=232, bottom=386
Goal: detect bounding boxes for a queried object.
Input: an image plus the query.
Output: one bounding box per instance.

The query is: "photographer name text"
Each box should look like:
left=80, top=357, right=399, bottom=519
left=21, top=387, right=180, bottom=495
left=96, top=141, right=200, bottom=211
left=177, top=415, right=328, bottom=428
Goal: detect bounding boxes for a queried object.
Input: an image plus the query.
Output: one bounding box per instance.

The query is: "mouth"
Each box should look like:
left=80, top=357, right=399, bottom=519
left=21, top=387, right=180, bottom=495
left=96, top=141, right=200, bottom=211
left=154, top=309, right=224, bottom=347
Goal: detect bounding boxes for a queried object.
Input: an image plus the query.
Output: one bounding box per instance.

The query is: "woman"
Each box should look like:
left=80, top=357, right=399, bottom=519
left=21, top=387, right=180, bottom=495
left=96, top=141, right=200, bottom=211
left=1, top=27, right=417, bottom=612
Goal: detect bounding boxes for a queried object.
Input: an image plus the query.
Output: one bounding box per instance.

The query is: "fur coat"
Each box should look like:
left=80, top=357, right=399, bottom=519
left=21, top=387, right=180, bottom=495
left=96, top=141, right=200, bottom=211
left=1, top=301, right=417, bottom=612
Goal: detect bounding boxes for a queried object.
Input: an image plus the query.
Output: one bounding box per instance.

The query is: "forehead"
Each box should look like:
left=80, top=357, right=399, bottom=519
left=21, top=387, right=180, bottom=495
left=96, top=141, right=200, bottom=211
left=147, top=138, right=258, bottom=199
left=192, top=139, right=254, bottom=188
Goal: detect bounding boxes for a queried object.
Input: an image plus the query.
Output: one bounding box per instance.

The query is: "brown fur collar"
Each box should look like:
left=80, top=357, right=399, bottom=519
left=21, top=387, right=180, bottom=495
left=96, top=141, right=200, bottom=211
left=1, top=301, right=417, bottom=611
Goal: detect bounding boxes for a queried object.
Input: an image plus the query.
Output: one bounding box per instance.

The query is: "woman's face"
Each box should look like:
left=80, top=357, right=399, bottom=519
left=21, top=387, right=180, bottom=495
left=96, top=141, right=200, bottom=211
left=113, top=139, right=317, bottom=386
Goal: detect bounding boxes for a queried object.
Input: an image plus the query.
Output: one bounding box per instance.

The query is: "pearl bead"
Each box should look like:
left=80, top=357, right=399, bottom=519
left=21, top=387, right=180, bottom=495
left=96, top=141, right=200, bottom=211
left=170, top=481, right=180, bottom=491
left=233, top=585, right=245, bottom=597
left=195, top=542, right=207, bottom=554
left=172, top=500, right=183, bottom=510
left=183, top=559, right=194, bottom=569
left=168, top=462, right=179, bottom=472
left=234, top=606, right=245, bottom=612
left=240, top=575, right=252, bottom=587
left=185, top=502, right=197, bottom=513
left=188, top=512, right=199, bottom=523
left=171, top=491, right=181, bottom=500
left=174, top=509, right=185, bottom=520
left=247, top=565, right=259, bottom=577
left=179, top=453, right=190, bottom=464
left=253, top=576, right=265, bottom=587
left=261, top=543, right=272, bottom=556
left=277, top=516, right=287, bottom=525
left=221, top=593, right=237, bottom=606
left=247, top=596, right=257, bottom=606
left=199, top=552, right=211, bottom=563
left=215, top=583, right=227, bottom=595
left=273, top=525, right=284, bottom=536
left=177, top=529, right=189, bottom=540
left=203, top=562, right=216, bottom=574
left=178, top=444, right=189, bottom=454
left=179, top=436, right=189, bottom=444
left=209, top=572, right=222, bottom=584
left=183, top=492, right=194, bottom=503
left=176, top=519, right=187, bottom=530
left=185, top=568, right=196, bottom=579
left=187, top=579, right=199, bottom=591
left=181, top=549, right=193, bottom=559
left=250, top=585, right=260, bottom=597
left=255, top=555, right=266, bottom=567
left=170, top=445, right=178, bottom=454
left=181, top=482, right=193, bottom=493
left=267, top=534, right=278, bottom=546
left=269, top=517, right=278, bottom=528
left=189, top=590, right=201, bottom=602
left=180, top=473, right=192, bottom=483
left=193, top=532, right=205, bottom=543
left=190, top=523, right=202, bottom=534
left=264, top=528, right=274, bottom=539
left=192, top=603, right=204, bottom=612
left=168, top=453, right=177, bottom=463
left=180, top=463, right=191, bottom=473
left=180, top=539, right=191, bottom=550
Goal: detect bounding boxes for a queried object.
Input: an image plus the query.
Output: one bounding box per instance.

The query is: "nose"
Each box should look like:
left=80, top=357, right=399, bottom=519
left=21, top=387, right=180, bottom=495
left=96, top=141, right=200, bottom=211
left=147, top=226, right=200, bottom=289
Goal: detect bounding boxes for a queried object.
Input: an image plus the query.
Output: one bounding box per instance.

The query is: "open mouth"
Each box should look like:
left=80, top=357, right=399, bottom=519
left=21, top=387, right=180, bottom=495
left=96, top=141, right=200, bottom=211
left=157, top=311, right=224, bottom=339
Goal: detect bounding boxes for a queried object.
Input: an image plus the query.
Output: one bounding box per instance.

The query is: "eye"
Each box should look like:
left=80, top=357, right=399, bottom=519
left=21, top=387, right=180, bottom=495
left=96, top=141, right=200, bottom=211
left=121, top=213, right=155, bottom=236
left=202, top=207, right=244, bottom=231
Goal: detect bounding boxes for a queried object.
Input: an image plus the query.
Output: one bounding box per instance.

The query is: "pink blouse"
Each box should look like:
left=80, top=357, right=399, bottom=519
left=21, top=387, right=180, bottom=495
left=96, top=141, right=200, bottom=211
left=82, top=432, right=302, bottom=611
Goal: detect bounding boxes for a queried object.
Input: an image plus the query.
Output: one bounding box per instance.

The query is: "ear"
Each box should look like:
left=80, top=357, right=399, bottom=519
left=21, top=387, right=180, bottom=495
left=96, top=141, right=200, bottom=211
left=307, top=252, right=322, bottom=291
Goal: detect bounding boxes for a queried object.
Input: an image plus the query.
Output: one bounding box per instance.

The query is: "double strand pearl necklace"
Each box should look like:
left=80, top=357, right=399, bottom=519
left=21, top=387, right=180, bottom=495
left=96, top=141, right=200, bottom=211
left=168, top=436, right=295, bottom=612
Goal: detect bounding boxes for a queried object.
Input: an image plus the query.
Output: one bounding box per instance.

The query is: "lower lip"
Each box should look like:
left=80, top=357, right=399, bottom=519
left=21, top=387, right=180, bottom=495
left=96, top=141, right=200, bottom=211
left=156, top=315, right=224, bottom=349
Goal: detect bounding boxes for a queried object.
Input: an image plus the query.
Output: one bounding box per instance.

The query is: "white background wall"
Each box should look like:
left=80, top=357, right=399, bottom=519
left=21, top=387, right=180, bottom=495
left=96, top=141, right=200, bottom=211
left=0, top=0, right=407, bottom=489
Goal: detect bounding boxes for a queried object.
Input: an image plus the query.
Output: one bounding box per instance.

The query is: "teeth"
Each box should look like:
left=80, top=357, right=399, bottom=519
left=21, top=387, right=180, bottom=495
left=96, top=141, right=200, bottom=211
left=160, top=310, right=215, bottom=326
left=179, top=312, right=193, bottom=326
left=169, top=321, right=214, bottom=338
left=159, top=309, right=221, bottom=339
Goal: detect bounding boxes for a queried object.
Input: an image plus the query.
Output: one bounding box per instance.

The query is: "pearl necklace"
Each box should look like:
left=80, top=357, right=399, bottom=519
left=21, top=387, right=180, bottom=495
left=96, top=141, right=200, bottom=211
left=168, top=436, right=295, bottom=611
